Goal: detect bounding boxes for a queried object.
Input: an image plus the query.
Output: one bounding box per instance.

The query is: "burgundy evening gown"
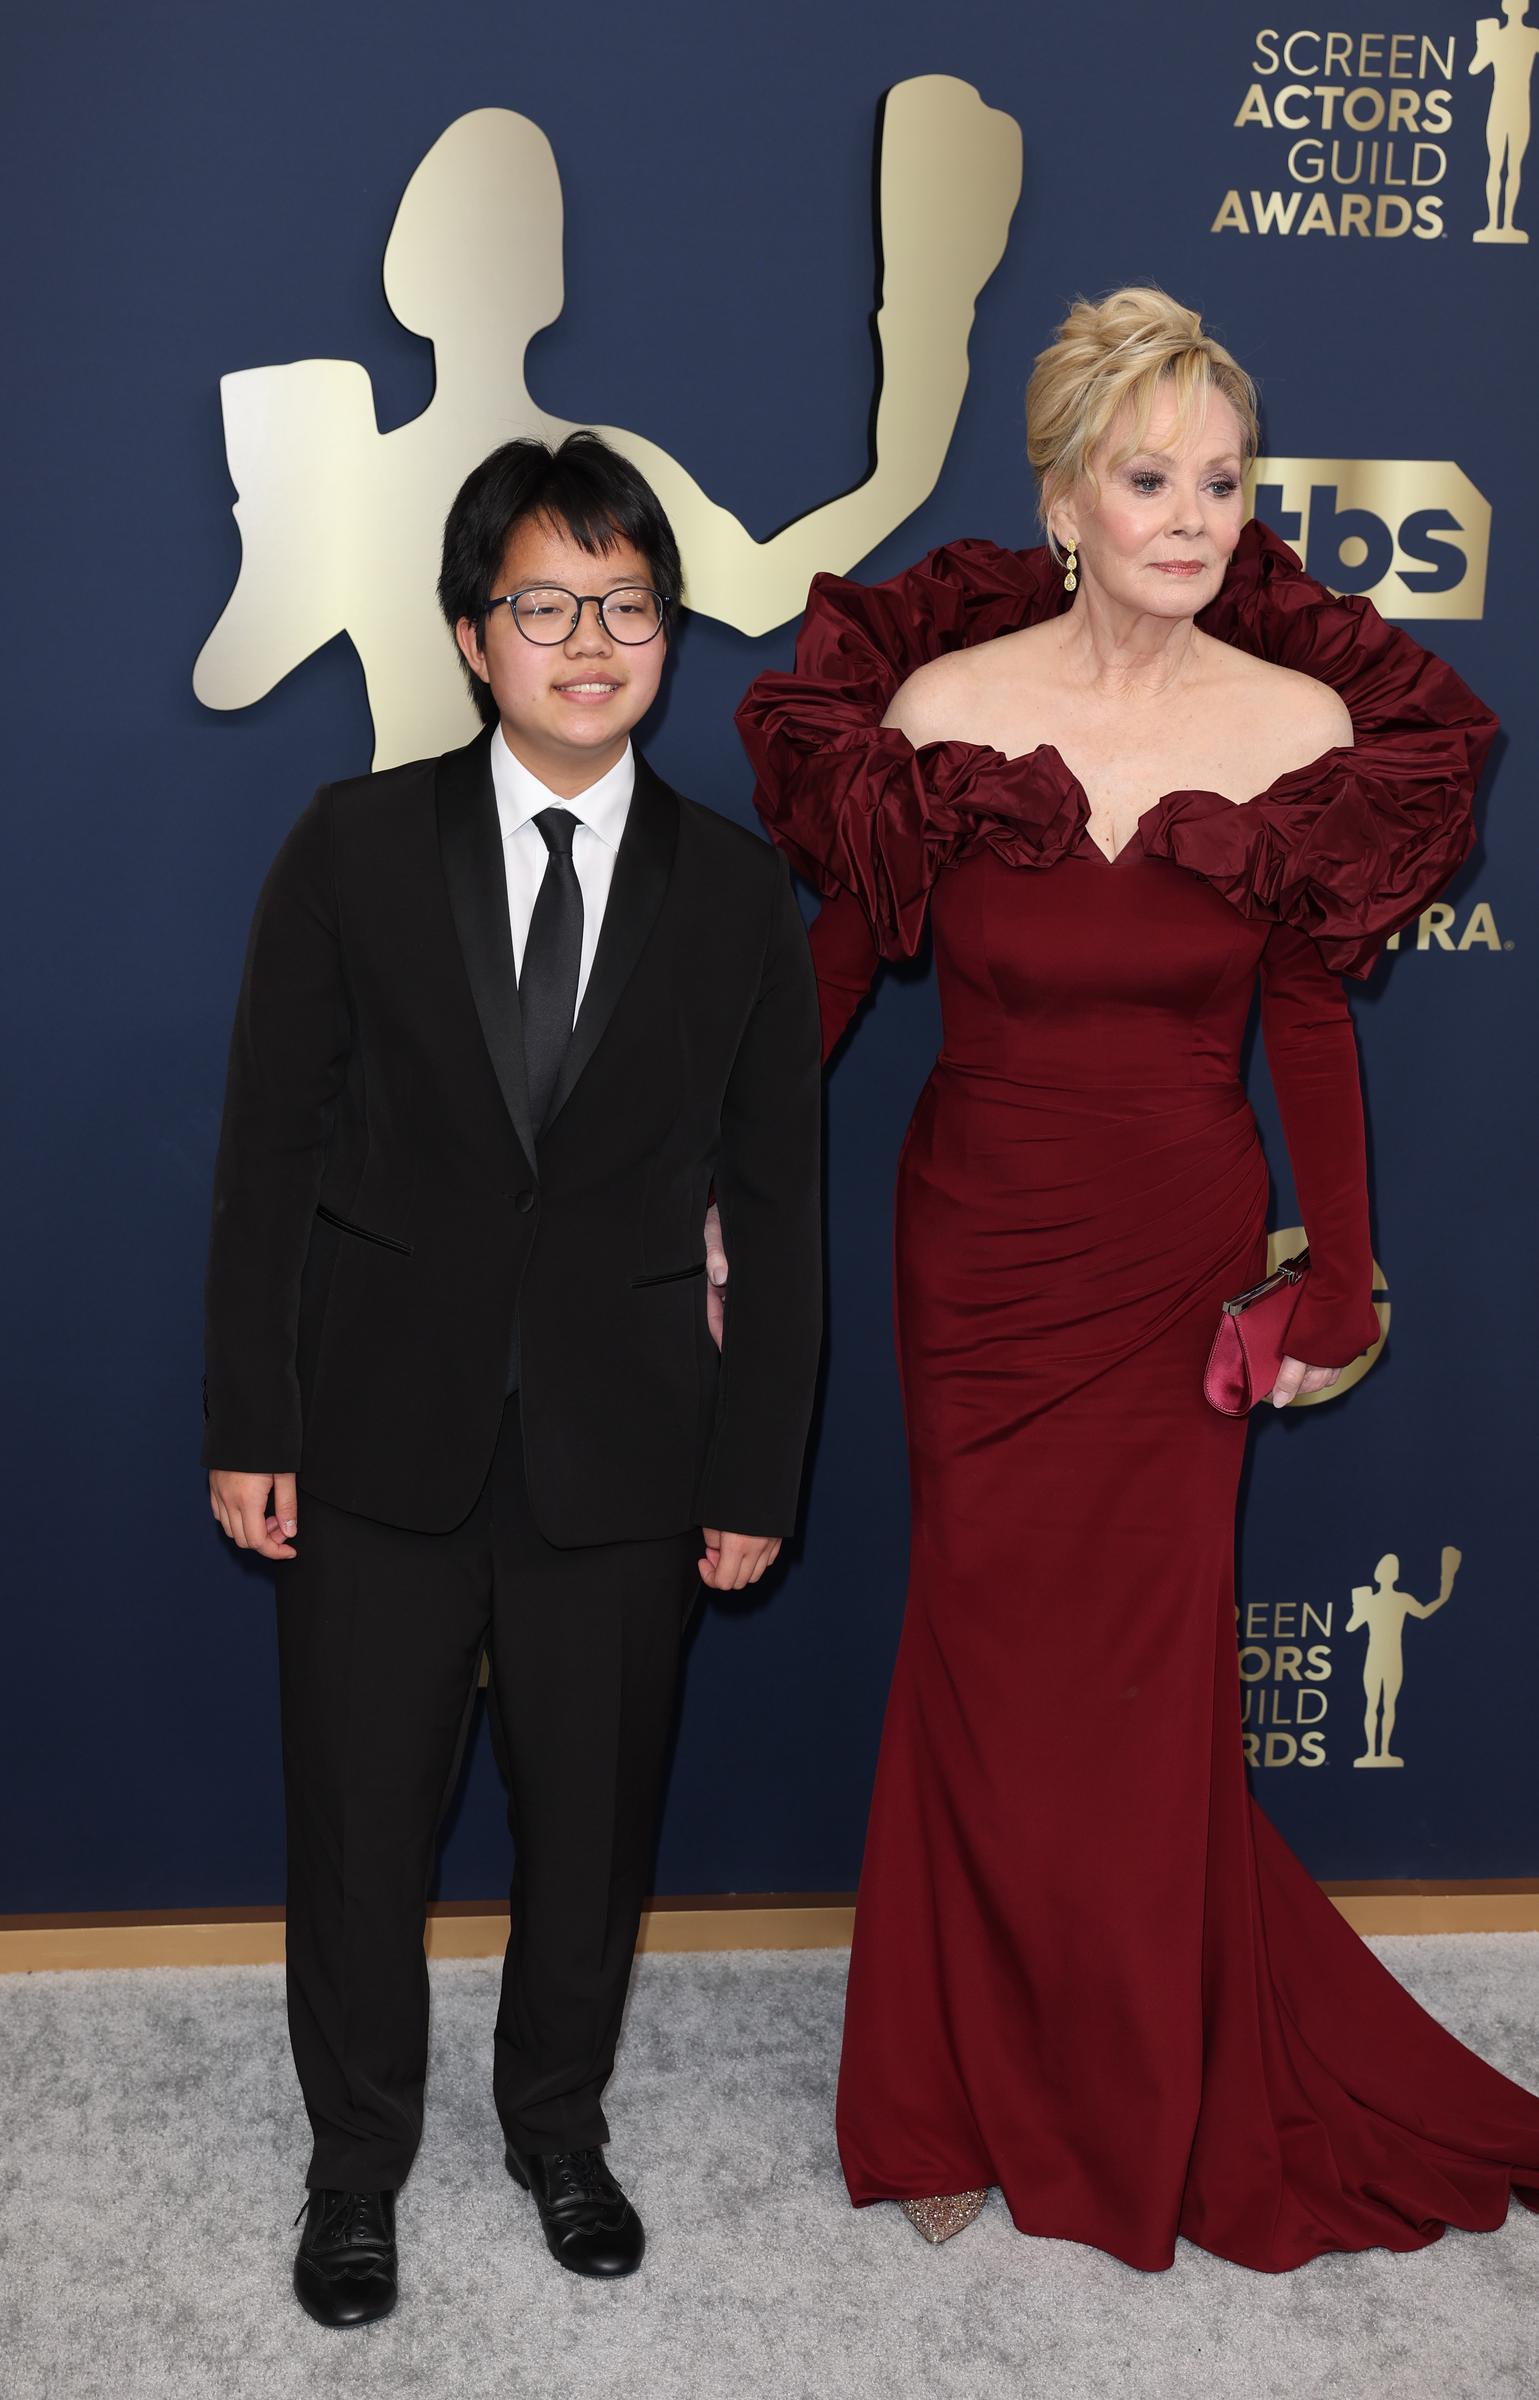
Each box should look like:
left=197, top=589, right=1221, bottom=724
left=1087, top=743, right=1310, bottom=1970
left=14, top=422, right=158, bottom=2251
left=738, top=521, right=1539, bottom=2272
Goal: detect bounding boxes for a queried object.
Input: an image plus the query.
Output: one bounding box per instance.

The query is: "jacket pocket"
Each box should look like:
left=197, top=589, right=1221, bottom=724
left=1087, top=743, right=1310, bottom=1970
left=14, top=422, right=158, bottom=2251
left=315, top=1203, right=414, bottom=1257
left=631, top=1259, right=707, bottom=1288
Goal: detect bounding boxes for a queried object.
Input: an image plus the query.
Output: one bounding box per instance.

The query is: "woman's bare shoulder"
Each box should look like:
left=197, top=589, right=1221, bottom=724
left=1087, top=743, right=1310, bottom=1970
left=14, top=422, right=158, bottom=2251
left=882, top=622, right=1053, bottom=742
left=1210, top=637, right=1355, bottom=756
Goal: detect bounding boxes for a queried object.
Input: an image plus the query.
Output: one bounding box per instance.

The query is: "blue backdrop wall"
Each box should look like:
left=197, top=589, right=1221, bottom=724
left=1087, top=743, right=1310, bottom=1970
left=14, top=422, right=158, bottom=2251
left=5, top=0, right=1534, bottom=1908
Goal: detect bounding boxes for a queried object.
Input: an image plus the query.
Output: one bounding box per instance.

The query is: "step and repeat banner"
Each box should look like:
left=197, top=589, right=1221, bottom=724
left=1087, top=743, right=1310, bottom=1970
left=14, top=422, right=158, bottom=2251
left=5, top=0, right=1534, bottom=1907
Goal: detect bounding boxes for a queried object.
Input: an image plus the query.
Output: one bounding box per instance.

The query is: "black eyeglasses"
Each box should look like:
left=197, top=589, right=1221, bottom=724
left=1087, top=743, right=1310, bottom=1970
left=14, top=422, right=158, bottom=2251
left=484, top=586, right=669, bottom=646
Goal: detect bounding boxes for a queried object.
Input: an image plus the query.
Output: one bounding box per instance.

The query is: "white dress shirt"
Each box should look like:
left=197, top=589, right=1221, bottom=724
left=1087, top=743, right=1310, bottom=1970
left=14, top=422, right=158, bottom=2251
left=490, top=730, right=635, bottom=1022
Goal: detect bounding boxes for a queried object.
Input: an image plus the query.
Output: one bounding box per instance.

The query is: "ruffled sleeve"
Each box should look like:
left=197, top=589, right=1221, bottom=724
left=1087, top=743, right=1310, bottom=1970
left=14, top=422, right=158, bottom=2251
left=1143, top=523, right=1498, bottom=978
left=736, top=542, right=1084, bottom=959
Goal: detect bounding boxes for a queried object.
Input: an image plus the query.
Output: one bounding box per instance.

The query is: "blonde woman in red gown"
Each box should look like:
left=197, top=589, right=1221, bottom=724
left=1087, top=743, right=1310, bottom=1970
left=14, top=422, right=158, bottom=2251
left=737, top=288, right=1539, bottom=2271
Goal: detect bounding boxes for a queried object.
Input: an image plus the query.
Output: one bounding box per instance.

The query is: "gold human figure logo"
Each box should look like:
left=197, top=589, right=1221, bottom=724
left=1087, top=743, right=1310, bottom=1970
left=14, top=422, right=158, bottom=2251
left=1471, top=2, right=1539, bottom=241
left=193, top=84, right=1022, bottom=770
left=1347, top=1547, right=1461, bottom=1768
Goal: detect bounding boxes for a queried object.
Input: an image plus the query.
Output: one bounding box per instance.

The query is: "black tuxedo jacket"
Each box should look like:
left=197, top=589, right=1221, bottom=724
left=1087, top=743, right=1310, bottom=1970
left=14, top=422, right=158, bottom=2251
left=203, top=730, right=822, bottom=1541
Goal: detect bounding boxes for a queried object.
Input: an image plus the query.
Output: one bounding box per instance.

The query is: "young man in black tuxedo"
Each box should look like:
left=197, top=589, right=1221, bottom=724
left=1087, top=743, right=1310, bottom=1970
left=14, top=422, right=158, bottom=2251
left=204, top=434, right=821, bottom=2323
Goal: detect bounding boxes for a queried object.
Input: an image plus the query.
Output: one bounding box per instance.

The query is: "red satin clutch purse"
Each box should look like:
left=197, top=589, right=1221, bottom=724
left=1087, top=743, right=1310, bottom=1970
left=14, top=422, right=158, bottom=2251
left=1203, top=1250, right=1311, bottom=1415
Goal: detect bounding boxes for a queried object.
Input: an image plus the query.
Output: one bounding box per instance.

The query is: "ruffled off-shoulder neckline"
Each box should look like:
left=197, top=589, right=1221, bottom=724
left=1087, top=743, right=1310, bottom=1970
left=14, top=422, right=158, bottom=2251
left=737, top=519, right=1496, bottom=977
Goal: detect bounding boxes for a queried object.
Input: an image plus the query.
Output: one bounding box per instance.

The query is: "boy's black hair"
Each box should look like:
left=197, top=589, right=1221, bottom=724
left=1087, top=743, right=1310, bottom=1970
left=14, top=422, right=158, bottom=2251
left=438, top=431, right=685, bottom=726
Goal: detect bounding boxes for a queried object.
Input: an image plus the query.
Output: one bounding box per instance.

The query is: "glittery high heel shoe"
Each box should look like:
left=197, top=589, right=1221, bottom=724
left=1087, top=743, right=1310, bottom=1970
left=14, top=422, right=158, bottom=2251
left=899, top=2191, right=988, bottom=2244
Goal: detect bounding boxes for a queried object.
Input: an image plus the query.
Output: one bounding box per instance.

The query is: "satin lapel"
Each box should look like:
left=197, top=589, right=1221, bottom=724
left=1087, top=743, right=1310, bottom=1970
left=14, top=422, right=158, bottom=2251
left=435, top=727, right=538, bottom=1172
left=544, top=753, right=679, bottom=1134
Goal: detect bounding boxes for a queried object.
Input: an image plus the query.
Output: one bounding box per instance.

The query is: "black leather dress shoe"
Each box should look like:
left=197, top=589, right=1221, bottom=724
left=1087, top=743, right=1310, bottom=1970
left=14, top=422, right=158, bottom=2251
left=505, top=2143, right=645, bottom=2277
left=293, top=2188, right=398, bottom=2327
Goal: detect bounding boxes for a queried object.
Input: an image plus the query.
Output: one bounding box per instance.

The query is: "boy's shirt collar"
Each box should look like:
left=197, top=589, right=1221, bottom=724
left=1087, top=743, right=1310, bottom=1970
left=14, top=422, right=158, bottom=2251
left=491, top=727, right=636, bottom=851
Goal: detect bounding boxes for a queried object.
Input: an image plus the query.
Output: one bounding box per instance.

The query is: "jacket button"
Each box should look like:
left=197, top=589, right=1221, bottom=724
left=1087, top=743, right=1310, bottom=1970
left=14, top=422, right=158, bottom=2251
left=514, top=1189, right=536, bottom=1214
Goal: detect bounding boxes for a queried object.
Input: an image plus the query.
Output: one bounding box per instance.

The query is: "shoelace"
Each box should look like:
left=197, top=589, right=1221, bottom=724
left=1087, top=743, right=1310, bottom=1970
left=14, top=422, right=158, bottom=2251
left=295, top=2190, right=393, bottom=2261
left=545, top=2150, right=616, bottom=2206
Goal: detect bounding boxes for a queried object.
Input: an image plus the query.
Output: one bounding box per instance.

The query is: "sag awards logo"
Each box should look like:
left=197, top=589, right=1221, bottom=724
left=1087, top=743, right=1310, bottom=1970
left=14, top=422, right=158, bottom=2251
left=193, top=82, right=1022, bottom=770
left=1240, top=1545, right=1461, bottom=1770
left=1212, top=10, right=1538, bottom=240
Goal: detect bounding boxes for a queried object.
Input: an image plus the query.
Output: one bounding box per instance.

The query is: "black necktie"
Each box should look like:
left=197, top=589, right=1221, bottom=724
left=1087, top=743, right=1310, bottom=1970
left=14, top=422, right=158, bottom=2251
left=520, top=808, right=583, bottom=1136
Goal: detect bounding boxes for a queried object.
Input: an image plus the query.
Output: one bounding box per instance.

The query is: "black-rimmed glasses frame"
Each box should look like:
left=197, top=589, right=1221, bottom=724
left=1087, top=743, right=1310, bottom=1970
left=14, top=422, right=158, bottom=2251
left=483, top=586, right=670, bottom=646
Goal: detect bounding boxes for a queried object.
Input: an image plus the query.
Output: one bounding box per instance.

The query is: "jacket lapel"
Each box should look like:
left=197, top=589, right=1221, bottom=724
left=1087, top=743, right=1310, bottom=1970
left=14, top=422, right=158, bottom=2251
left=436, top=726, right=538, bottom=1171
left=544, top=751, right=679, bottom=1134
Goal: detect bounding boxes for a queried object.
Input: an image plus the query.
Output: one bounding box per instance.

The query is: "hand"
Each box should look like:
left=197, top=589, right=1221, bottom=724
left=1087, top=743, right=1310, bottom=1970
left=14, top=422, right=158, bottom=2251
left=1270, top=1356, right=1341, bottom=1410
left=704, top=1202, right=729, bottom=1351
left=209, top=1469, right=299, bottom=1560
left=699, top=1530, right=781, bottom=1591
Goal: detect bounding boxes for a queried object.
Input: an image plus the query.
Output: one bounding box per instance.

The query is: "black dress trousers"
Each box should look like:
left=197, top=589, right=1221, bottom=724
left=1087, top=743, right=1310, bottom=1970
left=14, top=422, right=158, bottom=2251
left=276, top=1397, right=698, bottom=2192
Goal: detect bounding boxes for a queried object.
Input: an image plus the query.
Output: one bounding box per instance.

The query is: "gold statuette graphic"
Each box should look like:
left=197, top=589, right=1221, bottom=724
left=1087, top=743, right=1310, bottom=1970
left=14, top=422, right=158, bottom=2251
left=1471, top=2, right=1539, bottom=241
left=194, top=84, right=1022, bottom=770
left=1347, top=1546, right=1461, bottom=1767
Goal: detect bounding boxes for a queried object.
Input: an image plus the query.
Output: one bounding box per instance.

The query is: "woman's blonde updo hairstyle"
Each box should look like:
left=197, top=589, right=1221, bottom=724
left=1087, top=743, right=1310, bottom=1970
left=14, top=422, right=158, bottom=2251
left=1027, top=287, right=1259, bottom=558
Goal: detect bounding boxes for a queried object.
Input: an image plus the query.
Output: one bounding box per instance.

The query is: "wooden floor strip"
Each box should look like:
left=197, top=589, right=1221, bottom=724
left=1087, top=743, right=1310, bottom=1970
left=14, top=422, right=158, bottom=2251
left=1, top=1886, right=1534, bottom=1972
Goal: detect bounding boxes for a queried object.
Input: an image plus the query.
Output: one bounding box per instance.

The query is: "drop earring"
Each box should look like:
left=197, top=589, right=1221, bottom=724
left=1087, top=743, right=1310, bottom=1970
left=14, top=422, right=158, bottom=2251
left=1063, top=542, right=1078, bottom=594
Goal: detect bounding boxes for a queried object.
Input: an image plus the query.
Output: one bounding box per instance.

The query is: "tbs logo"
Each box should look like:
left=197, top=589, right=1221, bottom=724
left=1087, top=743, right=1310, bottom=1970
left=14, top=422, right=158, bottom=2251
left=1247, top=459, right=1489, bottom=620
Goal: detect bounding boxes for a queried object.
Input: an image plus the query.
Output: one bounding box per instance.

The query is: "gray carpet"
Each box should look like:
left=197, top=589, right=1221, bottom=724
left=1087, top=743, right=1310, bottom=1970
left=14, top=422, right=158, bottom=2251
left=1, top=1940, right=1535, bottom=2400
